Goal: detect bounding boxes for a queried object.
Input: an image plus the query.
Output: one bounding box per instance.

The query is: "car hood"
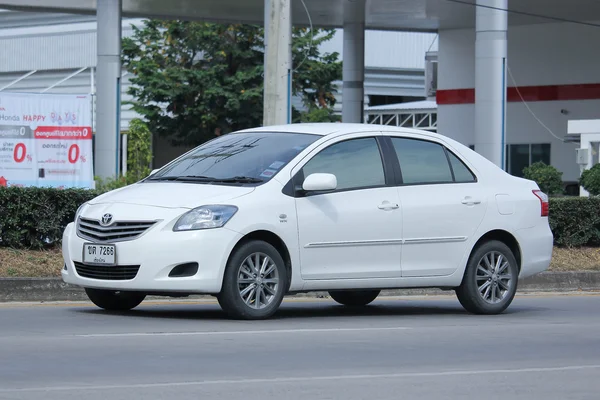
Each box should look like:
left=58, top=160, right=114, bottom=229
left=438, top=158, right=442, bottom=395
left=89, top=182, right=255, bottom=209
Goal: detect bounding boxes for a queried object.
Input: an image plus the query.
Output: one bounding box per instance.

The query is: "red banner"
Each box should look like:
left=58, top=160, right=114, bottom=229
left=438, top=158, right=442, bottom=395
left=34, top=126, right=93, bottom=140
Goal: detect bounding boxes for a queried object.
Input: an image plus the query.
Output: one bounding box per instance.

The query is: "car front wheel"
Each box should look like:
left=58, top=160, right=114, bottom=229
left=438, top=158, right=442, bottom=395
left=218, top=240, right=287, bottom=320
left=84, top=288, right=146, bottom=311
left=328, top=290, right=381, bottom=307
left=455, top=240, right=519, bottom=315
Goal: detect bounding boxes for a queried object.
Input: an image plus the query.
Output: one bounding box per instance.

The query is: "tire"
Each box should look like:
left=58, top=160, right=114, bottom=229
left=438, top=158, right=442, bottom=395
left=455, top=240, right=519, bottom=315
left=217, top=240, right=287, bottom=320
left=85, top=288, right=146, bottom=311
left=328, top=290, right=380, bottom=307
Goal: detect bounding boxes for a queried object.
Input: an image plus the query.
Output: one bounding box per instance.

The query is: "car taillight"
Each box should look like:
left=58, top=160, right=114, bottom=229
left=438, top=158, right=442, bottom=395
left=532, top=190, right=549, bottom=217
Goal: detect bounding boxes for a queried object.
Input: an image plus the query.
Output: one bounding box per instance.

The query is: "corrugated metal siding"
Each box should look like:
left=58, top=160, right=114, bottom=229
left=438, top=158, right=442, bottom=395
left=0, top=68, right=93, bottom=94
left=0, top=10, right=435, bottom=71
left=366, top=31, right=437, bottom=69
left=0, top=9, right=96, bottom=29
left=318, top=29, right=437, bottom=70
left=0, top=32, right=96, bottom=72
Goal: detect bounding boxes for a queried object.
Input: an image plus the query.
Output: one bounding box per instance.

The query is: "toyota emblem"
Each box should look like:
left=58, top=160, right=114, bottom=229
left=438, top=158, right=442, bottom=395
left=101, top=213, right=113, bottom=226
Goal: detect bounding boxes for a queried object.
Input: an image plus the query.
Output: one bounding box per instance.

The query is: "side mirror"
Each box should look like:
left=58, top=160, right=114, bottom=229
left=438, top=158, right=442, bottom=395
left=149, top=169, right=159, bottom=176
left=302, top=173, right=337, bottom=192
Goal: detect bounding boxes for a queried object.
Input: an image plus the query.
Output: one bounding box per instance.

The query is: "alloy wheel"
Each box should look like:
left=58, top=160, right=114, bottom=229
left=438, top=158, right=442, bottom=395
left=236, top=252, right=280, bottom=310
left=475, top=251, right=514, bottom=304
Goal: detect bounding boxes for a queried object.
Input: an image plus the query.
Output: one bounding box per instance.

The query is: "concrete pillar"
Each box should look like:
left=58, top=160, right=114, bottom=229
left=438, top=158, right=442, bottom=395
left=95, top=0, right=122, bottom=179
left=263, top=0, right=292, bottom=126
left=474, top=0, right=508, bottom=169
left=342, top=0, right=366, bottom=123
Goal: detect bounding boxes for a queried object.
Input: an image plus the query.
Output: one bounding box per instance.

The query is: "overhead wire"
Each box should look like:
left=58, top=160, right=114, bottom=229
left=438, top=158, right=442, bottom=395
left=506, top=65, right=567, bottom=143
left=293, top=0, right=314, bottom=72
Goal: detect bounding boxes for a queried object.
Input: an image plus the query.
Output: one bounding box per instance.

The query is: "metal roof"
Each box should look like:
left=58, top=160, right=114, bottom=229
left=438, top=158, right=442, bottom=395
left=2, top=0, right=600, bottom=31
left=0, top=9, right=436, bottom=72
left=365, top=100, right=437, bottom=112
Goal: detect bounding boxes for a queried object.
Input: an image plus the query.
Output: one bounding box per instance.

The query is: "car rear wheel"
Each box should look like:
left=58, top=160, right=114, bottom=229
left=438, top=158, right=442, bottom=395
left=218, top=240, right=287, bottom=320
left=84, top=288, right=146, bottom=311
left=328, top=290, right=381, bottom=307
left=455, top=240, right=518, bottom=315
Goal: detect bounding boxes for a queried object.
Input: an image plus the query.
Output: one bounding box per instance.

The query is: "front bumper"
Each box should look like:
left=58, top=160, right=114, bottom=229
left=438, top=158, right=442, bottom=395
left=61, top=220, right=243, bottom=294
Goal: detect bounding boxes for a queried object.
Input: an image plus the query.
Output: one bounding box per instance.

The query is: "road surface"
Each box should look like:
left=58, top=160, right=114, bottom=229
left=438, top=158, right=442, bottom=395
left=1, top=294, right=600, bottom=399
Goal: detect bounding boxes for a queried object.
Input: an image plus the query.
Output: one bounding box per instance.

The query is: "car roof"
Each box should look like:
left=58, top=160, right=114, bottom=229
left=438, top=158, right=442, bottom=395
left=236, top=123, right=504, bottom=180
left=235, top=122, right=443, bottom=139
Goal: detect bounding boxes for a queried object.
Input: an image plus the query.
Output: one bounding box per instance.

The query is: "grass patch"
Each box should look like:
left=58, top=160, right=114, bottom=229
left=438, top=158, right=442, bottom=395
left=550, top=247, right=600, bottom=272
left=0, top=248, right=63, bottom=277
left=1, top=246, right=599, bottom=278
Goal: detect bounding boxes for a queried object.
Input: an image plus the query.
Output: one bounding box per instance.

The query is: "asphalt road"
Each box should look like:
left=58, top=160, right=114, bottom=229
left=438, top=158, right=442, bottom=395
left=1, top=294, right=600, bottom=400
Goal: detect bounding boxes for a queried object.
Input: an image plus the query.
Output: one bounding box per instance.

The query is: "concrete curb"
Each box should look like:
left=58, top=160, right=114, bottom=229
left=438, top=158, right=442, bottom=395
left=1, top=271, right=599, bottom=302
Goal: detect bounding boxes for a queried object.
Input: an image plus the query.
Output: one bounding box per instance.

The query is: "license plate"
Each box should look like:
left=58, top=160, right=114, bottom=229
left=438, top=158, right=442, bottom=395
left=83, top=243, right=116, bottom=266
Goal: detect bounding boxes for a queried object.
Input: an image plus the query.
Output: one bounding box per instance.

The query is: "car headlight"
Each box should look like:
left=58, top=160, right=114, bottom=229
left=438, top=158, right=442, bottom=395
left=173, top=205, right=238, bottom=231
left=74, top=203, right=86, bottom=222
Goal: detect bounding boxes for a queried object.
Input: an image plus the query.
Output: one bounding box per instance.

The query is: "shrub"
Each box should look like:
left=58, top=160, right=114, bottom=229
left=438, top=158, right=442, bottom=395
left=0, top=187, right=101, bottom=249
left=93, top=120, right=153, bottom=192
left=580, top=163, right=600, bottom=196
left=94, top=175, right=130, bottom=192
left=549, top=197, right=600, bottom=247
left=523, top=162, right=563, bottom=195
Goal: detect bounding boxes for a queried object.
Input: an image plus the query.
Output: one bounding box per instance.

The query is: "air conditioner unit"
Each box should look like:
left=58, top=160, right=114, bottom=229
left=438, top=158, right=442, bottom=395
left=576, top=148, right=589, bottom=165
left=425, top=51, right=438, bottom=99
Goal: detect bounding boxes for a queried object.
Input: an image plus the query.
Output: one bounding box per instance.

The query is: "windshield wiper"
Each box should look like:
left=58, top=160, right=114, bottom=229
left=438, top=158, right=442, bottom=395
left=149, top=175, right=216, bottom=182
left=213, top=176, right=264, bottom=183
left=149, top=175, right=262, bottom=184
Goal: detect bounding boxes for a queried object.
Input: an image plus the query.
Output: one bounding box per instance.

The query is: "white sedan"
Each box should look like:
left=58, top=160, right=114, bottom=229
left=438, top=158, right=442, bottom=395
left=62, top=123, right=553, bottom=319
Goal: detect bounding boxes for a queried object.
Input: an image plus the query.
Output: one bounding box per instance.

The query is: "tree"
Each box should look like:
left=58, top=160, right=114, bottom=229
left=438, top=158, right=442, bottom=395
left=122, top=21, right=342, bottom=147
left=291, top=28, right=342, bottom=123
left=522, top=161, right=564, bottom=196
left=580, top=163, right=600, bottom=196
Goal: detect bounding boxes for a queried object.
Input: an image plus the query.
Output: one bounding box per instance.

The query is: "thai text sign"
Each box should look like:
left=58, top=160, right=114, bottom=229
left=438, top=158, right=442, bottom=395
left=0, top=92, right=93, bottom=188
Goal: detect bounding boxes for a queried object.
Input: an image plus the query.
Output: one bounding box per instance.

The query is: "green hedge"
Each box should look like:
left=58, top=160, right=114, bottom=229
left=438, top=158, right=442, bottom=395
left=0, top=187, right=101, bottom=249
left=2, top=187, right=600, bottom=249
left=549, top=197, right=600, bottom=247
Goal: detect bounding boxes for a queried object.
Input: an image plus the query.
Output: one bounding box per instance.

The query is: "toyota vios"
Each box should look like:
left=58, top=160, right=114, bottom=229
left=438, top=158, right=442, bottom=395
left=62, top=123, right=553, bottom=319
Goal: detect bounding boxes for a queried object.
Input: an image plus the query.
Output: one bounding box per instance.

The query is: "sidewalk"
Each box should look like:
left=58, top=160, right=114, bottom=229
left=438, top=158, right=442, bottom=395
left=1, top=271, right=599, bottom=302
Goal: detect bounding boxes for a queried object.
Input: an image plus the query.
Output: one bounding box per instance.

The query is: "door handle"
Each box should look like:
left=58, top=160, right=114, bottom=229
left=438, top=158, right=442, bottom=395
left=461, top=197, right=481, bottom=206
left=378, top=202, right=399, bottom=210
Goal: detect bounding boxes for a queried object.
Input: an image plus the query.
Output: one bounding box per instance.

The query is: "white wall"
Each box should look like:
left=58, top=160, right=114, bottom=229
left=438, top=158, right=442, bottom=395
left=438, top=21, right=600, bottom=183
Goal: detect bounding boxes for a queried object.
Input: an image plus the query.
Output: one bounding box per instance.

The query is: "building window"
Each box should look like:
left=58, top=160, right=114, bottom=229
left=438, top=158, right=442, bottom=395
left=507, top=144, right=551, bottom=177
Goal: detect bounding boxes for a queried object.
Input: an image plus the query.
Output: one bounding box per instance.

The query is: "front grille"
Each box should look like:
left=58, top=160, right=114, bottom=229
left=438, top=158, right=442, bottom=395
left=77, top=217, right=155, bottom=243
left=74, top=262, right=140, bottom=280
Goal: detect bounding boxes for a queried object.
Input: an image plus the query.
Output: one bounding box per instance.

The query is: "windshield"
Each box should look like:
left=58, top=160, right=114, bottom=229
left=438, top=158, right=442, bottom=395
left=149, top=132, right=319, bottom=184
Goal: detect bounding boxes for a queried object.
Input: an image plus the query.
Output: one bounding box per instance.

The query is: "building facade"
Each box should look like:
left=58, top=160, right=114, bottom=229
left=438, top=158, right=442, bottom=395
left=437, top=20, right=600, bottom=187
left=0, top=9, right=437, bottom=167
left=1, top=3, right=598, bottom=190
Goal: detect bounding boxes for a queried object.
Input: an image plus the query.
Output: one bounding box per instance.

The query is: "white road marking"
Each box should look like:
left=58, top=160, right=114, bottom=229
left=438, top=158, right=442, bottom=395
left=2, top=365, right=599, bottom=393
left=75, top=326, right=412, bottom=337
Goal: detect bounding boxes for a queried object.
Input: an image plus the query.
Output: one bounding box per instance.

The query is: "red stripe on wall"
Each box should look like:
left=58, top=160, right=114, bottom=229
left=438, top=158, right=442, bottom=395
left=437, top=83, right=600, bottom=105
left=436, top=88, right=475, bottom=104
